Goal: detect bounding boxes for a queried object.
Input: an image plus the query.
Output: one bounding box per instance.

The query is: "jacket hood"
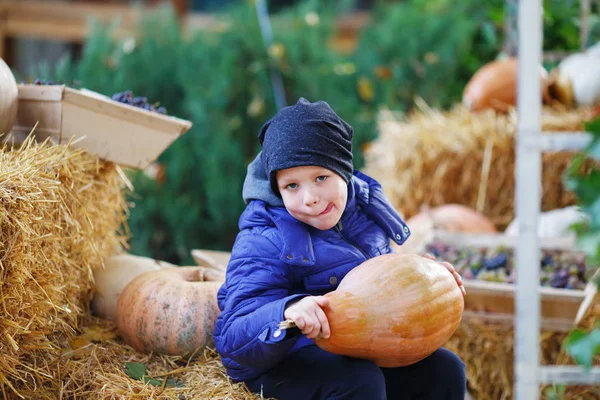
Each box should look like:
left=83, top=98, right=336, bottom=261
left=242, top=152, right=284, bottom=207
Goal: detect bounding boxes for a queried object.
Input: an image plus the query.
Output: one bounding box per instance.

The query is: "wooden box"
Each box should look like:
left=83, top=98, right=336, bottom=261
left=9, top=85, right=192, bottom=169
left=427, top=231, right=595, bottom=332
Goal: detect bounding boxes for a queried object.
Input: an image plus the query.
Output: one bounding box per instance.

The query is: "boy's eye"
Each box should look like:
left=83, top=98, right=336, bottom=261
left=316, top=176, right=327, bottom=182
left=286, top=183, right=298, bottom=189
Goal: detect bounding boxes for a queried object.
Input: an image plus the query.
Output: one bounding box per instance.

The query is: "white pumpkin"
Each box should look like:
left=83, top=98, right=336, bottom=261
left=551, top=46, right=600, bottom=107
left=91, top=254, right=176, bottom=320
left=0, top=58, right=18, bottom=136
left=504, top=206, right=588, bottom=239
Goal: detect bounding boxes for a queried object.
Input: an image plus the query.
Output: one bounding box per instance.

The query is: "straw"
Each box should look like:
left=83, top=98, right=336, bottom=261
left=364, top=104, right=595, bottom=229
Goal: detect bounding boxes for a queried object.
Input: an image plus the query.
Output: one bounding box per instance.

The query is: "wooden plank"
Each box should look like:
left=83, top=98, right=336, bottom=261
left=461, top=310, right=579, bottom=332
left=10, top=91, right=63, bottom=143
left=191, top=249, right=230, bottom=271
left=463, top=280, right=585, bottom=328
left=63, top=88, right=191, bottom=134
left=575, top=270, right=599, bottom=324
left=61, top=101, right=183, bottom=169
left=541, top=132, right=593, bottom=152
left=0, top=22, right=5, bottom=61
left=4, top=1, right=139, bottom=26
left=18, top=84, right=65, bottom=101
left=539, top=366, right=600, bottom=385
left=430, top=231, right=577, bottom=250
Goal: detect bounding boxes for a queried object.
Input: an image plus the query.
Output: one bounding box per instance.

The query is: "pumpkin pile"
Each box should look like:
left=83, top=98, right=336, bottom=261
left=462, top=50, right=600, bottom=112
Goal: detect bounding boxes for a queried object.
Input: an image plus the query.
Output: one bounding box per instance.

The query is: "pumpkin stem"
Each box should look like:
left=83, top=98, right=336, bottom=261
left=185, top=267, right=225, bottom=283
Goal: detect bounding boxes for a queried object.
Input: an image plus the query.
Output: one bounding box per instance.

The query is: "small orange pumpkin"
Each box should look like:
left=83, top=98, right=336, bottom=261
left=116, top=266, right=223, bottom=357
left=463, top=57, right=550, bottom=113
left=313, top=254, right=464, bottom=367
left=407, top=204, right=497, bottom=234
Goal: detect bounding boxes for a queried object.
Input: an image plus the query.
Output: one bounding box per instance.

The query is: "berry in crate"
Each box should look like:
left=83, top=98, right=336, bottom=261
left=426, top=241, right=596, bottom=290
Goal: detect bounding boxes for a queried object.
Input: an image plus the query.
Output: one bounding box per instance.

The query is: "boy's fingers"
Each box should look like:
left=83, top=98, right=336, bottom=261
left=288, top=312, right=305, bottom=330
left=315, top=307, right=331, bottom=339
left=441, top=261, right=455, bottom=273
left=314, top=296, right=330, bottom=308
left=305, top=320, right=321, bottom=339
left=300, top=312, right=314, bottom=333
left=423, top=253, right=436, bottom=260
left=453, top=271, right=463, bottom=285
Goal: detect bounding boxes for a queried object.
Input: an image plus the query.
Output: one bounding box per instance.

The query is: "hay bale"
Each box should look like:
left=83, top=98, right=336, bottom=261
left=363, top=104, right=596, bottom=228
left=0, top=137, right=129, bottom=399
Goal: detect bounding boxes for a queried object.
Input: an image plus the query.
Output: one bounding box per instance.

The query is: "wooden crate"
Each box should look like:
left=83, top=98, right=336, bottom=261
left=8, top=85, right=192, bottom=169
left=427, top=231, right=594, bottom=332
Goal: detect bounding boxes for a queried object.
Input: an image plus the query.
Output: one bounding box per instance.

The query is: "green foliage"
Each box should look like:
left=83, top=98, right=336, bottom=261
left=32, top=0, right=596, bottom=264
left=565, top=328, right=600, bottom=370
left=563, top=117, right=600, bottom=373
left=353, top=0, right=503, bottom=110
left=566, top=118, right=600, bottom=265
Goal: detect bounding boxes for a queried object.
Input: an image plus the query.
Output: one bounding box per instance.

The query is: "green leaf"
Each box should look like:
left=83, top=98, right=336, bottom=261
left=584, top=117, right=600, bottom=161
left=576, top=230, right=600, bottom=261
left=543, top=385, right=566, bottom=400
left=588, top=139, right=600, bottom=161
left=125, top=362, right=147, bottom=380
left=565, top=328, right=600, bottom=370
left=143, top=377, right=185, bottom=388
left=124, top=362, right=184, bottom=388
left=584, top=118, right=600, bottom=139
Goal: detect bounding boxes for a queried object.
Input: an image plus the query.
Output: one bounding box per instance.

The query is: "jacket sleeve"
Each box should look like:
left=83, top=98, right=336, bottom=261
left=214, top=232, right=306, bottom=370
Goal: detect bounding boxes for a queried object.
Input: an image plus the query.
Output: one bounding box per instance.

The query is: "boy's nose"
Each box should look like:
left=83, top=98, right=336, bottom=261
left=303, top=191, right=319, bottom=206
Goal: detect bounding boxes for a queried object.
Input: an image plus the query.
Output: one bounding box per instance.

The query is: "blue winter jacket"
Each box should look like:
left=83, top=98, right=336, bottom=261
left=213, top=159, right=410, bottom=383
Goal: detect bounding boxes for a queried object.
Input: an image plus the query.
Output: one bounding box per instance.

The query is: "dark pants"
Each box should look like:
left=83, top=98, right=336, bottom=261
left=245, top=346, right=466, bottom=400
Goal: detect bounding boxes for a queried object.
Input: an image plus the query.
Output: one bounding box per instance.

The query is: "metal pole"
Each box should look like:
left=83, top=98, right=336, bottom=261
left=254, top=0, right=287, bottom=111
left=515, top=0, right=542, bottom=398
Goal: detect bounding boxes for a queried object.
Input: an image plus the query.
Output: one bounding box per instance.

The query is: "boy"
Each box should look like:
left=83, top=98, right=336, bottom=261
left=213, top=98, right=466, bottom=399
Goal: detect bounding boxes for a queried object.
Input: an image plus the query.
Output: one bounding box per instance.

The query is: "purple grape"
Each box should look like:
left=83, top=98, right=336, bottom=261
left=110, top=90, right=167, bottom=115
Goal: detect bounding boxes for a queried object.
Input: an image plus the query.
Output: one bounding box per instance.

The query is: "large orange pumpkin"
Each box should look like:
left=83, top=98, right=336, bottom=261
left=463, top=57, right=550, bottom=113
left=407, top=204, right=497, bottom=234
left=116, top=266, right=222, bottom=357
left=285, top=254, right=464, bottom=367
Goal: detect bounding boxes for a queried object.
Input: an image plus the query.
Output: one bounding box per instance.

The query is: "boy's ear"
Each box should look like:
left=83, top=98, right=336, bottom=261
left=257, top=120, right=272, bottom=145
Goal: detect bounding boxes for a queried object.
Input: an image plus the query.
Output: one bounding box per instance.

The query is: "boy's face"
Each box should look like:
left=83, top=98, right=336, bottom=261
left=276, top=165, right=348, bottom=230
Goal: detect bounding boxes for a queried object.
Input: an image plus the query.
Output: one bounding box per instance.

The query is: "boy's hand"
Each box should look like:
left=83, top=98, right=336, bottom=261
left=424, top=254, right=466, bottom=297
left=284, top=296, right=331, bottom=339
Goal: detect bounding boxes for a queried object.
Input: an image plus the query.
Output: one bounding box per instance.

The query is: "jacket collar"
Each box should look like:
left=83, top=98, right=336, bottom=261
left=239, top=171, right=410, bottom=266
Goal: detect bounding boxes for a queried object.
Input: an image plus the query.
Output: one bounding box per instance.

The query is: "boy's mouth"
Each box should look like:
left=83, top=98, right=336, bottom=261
left=319, top=202, right=334, bottom=216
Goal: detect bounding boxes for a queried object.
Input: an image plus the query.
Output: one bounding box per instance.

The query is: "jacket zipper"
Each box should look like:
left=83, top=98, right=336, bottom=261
left=335, top=220, right=370, bottom=260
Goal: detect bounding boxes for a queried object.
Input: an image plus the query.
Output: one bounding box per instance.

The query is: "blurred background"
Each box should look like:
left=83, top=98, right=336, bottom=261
left=2, top=0, right=599, bottom=265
